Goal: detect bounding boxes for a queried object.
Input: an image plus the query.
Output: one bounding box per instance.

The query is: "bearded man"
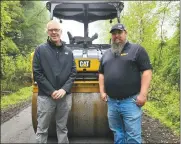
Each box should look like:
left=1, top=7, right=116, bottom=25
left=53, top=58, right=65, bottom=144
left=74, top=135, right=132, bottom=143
left=98, top=23, right=152, bottom=144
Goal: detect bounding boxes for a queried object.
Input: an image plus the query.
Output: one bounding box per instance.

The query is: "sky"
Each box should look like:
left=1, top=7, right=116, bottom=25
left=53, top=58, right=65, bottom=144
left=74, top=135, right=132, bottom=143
left=59, top=20, right=103, bottom=44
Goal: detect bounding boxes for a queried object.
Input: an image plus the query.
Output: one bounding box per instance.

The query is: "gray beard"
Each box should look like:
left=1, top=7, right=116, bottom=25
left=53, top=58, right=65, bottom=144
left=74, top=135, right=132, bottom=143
left=111, top=41, right=125, bottom=55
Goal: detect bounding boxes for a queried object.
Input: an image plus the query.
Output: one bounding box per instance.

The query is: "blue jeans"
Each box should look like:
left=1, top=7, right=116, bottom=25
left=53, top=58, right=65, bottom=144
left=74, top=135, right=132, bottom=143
left=107, top=94, right=142, bottom=144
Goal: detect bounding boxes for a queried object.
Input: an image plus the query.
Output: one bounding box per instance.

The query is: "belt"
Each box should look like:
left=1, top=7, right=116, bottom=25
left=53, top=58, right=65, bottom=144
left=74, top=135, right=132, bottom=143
left=111, top=95, right=133, bottom=101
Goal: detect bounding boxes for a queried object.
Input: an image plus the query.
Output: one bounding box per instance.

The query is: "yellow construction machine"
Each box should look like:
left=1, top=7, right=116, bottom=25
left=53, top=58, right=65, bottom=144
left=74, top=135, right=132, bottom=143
left=31, top=0, right=124, bottom=138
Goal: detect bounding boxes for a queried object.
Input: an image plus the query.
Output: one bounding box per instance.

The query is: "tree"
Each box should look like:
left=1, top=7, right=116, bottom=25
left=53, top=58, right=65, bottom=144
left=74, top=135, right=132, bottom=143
left=1, top=1, right=49, bottom=92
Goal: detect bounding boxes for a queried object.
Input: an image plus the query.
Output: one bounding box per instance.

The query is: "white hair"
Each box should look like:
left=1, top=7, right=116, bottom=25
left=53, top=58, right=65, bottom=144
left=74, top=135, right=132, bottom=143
left=46, top=20, right=62, bottom=32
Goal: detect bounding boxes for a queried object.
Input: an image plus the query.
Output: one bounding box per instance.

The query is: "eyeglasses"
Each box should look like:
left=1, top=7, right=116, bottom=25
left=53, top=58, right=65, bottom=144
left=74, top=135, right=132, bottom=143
left=48, top=29, right=60, bottom=33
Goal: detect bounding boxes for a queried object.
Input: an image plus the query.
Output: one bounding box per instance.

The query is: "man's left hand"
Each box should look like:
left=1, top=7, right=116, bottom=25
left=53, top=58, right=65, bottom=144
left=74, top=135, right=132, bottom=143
left=54, top=89, right=66, bottom=99
left=136, top=94, right=147, bottom=107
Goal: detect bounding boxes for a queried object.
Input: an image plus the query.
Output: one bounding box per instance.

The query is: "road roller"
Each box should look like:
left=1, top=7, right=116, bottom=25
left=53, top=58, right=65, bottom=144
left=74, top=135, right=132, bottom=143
left=31, top=0, right=124, bottom=138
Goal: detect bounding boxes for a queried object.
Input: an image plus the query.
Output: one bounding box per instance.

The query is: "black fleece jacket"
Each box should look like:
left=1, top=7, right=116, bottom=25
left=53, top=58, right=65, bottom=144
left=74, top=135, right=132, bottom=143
left=33, top=39, right=77, bottom=96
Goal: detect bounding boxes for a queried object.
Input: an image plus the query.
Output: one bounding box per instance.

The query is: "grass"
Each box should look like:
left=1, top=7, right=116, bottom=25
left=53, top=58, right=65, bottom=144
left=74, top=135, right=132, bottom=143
left=143, top=102, right=180, bottom=136
left=1, top=86, right=32, bottom=110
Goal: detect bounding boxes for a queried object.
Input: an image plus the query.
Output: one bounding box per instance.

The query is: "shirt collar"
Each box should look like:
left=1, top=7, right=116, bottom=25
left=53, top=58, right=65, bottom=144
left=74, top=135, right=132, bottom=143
left=47, top=37, right=65, bottom=48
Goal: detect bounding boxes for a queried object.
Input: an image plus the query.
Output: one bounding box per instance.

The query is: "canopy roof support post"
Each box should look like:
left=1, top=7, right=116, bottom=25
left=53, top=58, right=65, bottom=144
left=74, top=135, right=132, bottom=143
left=84, top=4, right=89, bottom=38
left=109, top=2, right=124, bottom=23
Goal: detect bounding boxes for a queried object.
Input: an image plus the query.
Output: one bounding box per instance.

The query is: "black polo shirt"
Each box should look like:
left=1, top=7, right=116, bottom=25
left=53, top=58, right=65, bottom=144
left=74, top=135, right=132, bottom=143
left=99, top=41, right=152, bottom=99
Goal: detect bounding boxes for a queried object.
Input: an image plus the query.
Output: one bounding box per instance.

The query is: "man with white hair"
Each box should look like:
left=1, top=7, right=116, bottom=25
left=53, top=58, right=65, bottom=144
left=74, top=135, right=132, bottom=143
left=99, top=23, right=152, bottom=143
left=33, top=20, right=77, bottom=143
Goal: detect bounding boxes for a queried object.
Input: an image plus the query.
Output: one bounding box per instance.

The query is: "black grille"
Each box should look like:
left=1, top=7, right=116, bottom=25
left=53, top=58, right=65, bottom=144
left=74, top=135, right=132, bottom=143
left=76, top=72, right=98, bottom=80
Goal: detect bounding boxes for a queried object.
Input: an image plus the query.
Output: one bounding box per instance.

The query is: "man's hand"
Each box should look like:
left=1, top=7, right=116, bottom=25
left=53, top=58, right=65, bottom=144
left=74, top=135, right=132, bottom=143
left=136, top=94, right=147, bottom=107
left=54, top=89, right=66, bottom=99
left=100, top=92, right=107, bottom=102
left=51, top=90, right=58, bottom=99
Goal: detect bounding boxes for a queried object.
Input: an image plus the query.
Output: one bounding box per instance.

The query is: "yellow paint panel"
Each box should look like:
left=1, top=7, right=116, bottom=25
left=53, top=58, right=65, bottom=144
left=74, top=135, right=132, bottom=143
left=74, top=81, right=99, bottom=84
left=30, top=52, right=35, bottom=71
left=33, top=81, right=100, bottom=93
left=75, top=58, right=100, bottom=72
left=72, top=80, right=100, bottom=92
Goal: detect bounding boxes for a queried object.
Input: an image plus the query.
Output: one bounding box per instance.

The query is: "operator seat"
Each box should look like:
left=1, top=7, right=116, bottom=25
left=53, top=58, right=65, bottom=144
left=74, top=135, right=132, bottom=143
left=67, top=31, right=98, bottom=44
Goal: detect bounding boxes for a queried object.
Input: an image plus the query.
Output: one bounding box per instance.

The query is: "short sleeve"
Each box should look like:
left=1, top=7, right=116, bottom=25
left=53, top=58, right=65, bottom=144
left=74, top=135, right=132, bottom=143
left=136, top=47, right=152, bottom=72
left=98, top=57, right=104, bottom=74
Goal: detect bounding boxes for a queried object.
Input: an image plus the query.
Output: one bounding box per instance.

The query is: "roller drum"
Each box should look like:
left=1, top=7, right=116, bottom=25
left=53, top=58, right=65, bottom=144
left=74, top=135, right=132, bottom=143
left=32, top=93, right=111, bottom=137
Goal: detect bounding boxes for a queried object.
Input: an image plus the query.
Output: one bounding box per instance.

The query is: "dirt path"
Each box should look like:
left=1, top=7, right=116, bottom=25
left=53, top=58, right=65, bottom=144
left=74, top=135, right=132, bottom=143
left=142, top=114, right=179, bottom=143
left=1, top=101, right=179, bottom=143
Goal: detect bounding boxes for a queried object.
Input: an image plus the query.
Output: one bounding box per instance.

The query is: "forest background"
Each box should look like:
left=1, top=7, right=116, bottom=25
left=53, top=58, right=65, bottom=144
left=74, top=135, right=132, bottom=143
left=1, top=1, right=180, bottom=135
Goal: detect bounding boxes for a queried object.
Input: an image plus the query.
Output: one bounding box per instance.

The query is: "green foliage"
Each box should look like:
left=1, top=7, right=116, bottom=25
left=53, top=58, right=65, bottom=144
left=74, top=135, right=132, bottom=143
left=1, top=1, right=49, bottom=92
left=144, top=74, right=179, bottom=134
left=1, top=86, right=32, bottom=110
left=1, top=2, right=11, bottom=39
left=157, top=23, right=180, bottom=86
left=122, top=1, right=160, bottom=63
left=1, top=54, right=31, bottom=91
left=1, top=37, right=20, bottom=55
left=7, top=1, right=49, bottom=56
left=15, top=1, right=49, bottom=54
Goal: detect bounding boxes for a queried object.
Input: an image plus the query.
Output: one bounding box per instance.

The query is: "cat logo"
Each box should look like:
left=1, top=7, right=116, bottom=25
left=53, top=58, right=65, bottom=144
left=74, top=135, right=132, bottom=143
left=79, top=60, right=90, bottom=68
left=120, top=53, right=128, bottom=56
